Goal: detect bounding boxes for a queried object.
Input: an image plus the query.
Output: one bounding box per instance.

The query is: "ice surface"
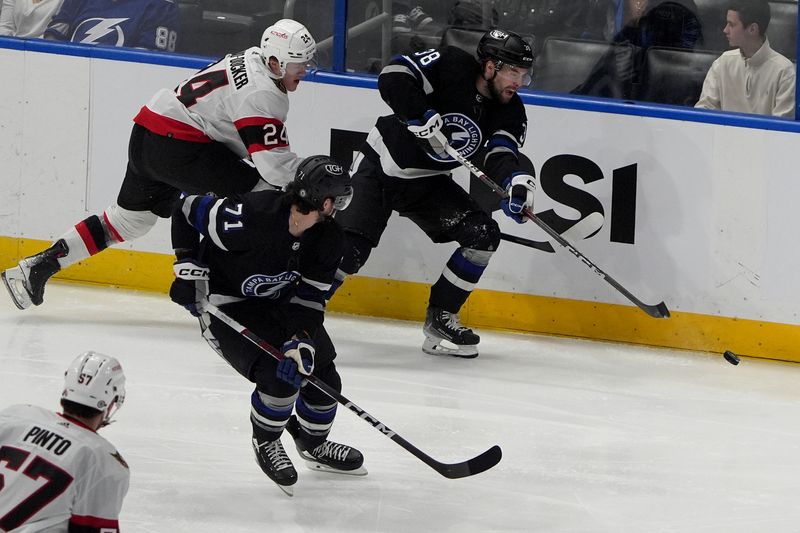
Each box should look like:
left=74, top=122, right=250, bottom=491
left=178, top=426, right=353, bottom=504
left=1, top=283, right=799, bottom=532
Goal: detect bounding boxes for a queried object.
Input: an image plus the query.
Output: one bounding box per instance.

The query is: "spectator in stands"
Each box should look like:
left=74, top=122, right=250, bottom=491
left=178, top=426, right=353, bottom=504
left=583, top=0, right=702, bottom=47
left=43, top=0, right=179, bottom=51
left=574, top=0, right=703, bottom=98
left=695, top=0, right=795, bottom=117
left=0, top=0, right=62, bottom=37
left=392, top=2, right=441, bottom=59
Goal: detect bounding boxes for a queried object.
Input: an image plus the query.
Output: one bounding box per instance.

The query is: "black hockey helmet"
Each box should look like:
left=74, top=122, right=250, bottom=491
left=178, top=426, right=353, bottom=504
left=477, top=29, right=533, bottom=69
left=290, top=155, right=353, bottom=212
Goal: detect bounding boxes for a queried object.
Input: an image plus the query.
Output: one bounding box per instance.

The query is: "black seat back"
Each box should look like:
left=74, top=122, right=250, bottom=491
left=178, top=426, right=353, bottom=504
left=639, top=46, right=719, bottom=105
left=694, top=0, right=731, bottom=51
left=767, top=1, right=797, bottom=61
left=440, top=26, right=485, bottom=59
left=533, top=37, right=633, bottom=96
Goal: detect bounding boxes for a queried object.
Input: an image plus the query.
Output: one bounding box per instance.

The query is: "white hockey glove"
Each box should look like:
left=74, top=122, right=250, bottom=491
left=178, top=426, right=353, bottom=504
left=277, top=338, right=315, bottom=388
left=407, top=109, right=450, bottom=157
left=501, top=172, right=537, bottom=224
left=169, top=258, right=210, bottom=317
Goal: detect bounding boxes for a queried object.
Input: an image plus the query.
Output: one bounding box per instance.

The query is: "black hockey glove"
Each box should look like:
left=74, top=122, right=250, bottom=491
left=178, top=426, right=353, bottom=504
left=169, top=258, right=210, bottom=317
left=407, top=109, right=450, bottom=157
left=277, top=338, right=315, bottom=388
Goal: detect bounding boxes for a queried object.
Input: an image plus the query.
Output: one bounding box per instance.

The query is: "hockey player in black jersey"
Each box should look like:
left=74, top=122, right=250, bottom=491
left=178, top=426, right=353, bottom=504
left=334, top=29, right=537, bottom=358
left=169, top=155, right=364, bottom=496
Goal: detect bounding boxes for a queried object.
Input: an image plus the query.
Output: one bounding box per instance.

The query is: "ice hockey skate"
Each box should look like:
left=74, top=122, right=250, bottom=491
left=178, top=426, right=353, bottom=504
left=2, top=240, right=67, bottom=310
left=286, top=415, right=367, bottom=476
left=422, top=306, right=480, bottom=358
left=252, top=436, right=298, bottom=496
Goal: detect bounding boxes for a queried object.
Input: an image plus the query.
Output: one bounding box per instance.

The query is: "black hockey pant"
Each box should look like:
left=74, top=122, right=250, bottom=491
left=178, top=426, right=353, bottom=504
left=335, top=154, right=500, bottom=312
left=118, top=124, right=262, bottom=218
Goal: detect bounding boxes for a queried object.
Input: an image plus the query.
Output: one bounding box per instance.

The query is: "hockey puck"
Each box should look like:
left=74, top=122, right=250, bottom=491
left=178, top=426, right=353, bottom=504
left=723, top=350, right=740, bottom=365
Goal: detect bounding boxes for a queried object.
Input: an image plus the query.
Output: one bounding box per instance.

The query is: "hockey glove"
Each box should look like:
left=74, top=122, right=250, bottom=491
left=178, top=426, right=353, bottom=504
left=501, top=172, right=537, bottom=224
left=169, top=258, right=210, bottom=317
left=407, top=109, right=450, bottom=157
left=277, top=338, right=315, bottom=388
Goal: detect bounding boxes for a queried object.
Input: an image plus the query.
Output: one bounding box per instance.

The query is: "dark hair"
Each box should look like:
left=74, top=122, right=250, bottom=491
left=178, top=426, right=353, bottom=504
left=60, top=398, right=103, bottom=420
left=728, top=0, right=771, bottom=35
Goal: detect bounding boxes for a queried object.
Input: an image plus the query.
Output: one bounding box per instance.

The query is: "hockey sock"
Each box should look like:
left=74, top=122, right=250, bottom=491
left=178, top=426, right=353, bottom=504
left=250, top=390, right=297, bottom=442
left=53, top=203, right=158, bottom=270
left=55, top=215, right=115, bottom=269
left=325, top=269, right=347, bottom=301
left=429, top=247, right=493, bottom=312
left=293, top=396, right=337, bottom=449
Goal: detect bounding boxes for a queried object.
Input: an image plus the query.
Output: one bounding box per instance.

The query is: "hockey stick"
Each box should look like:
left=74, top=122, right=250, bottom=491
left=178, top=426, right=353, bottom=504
left=204, top=303, right=502, bottom=479
left=501, top=212, right=605, bottom=254
left=501, top=232, right=555, bottom=253
left=445, top=145, right=670, bottom=319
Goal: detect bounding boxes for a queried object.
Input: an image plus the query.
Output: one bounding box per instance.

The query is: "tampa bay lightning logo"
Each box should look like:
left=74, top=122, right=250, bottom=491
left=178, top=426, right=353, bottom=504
left=241, top=272, right=300, bottom=298
left=73, top=18, right=128, bottom=46
left=429, top=113, right=482, bottom=163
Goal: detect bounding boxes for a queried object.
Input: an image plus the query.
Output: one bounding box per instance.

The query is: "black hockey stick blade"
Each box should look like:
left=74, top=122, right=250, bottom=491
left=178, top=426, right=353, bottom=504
left=650, top=301, right=671, bottom=319
left=205, top=304, right=503, bottom=479
left=501, top=232, right=555, bottom=253
left=445, top=145, right=670, bottom=319
left=439, top=444, right=502, bottom=479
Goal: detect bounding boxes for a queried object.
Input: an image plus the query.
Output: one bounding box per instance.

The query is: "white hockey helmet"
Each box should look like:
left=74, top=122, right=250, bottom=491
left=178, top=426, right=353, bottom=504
left=62, top=351, right=126, bottom=425
left=261, top=19, right=316, bottom=77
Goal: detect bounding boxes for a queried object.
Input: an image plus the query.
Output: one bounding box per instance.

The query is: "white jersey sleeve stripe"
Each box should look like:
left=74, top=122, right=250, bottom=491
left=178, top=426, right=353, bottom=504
left=207, top=201, right=229, bottom=251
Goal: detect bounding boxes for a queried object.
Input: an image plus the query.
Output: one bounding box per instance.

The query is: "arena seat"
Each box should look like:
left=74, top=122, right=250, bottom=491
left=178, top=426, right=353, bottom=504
left=532, top=37, right=634, bottom=96
left=440, top=26, right=485, bottom=59
left=638, top=46, right=719, bottom=106
left=694, top=0, right=731, bottom=51
left=175, top=0, right=203, bottom=55
left=768, top=1, right=797, bottom=61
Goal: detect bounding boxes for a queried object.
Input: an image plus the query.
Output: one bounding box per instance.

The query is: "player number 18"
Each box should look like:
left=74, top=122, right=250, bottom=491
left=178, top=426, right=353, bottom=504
left=414, top=49, right=440, bottom=66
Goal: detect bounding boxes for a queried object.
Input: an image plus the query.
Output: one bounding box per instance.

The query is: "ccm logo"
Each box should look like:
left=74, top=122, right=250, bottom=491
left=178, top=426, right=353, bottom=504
left=176, top=267, right=208, bottom=279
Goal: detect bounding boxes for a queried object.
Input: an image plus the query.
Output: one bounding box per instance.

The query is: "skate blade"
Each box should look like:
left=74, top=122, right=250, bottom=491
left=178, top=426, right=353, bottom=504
left=276, top=484, right=294, bottom=497
left=1, top=269, right=32, bottom=310
left=422, top=337, right=479, bottom=358
left=302, top=460, right=368, bottom=476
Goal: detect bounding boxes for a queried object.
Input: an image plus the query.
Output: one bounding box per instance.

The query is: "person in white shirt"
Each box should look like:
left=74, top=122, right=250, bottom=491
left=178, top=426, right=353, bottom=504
left=0, top=0, right=63, bottom=37
left=0, top=351, right=129, bottom=532
left=2, top=19, right=317, bottom=311
left=695, top=0, right=795, bottom=117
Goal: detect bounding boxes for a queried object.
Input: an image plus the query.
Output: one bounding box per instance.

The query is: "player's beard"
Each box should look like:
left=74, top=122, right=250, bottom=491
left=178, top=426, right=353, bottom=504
left=487, top=76, right=513, bottom=104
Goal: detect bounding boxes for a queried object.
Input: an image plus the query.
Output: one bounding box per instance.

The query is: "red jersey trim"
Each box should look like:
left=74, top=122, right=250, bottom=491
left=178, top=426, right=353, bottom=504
left=133, top=106, right=212, bottom=143
left=70, top=514, right=120, bottom=528
left=233, top=116, right=276, bottom=129
left=57, top=413, right=96, bottom=433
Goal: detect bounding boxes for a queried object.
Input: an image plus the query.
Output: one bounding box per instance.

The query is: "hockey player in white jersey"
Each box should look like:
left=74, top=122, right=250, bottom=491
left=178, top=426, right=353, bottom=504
left=0, top=351, right=129, bottom=532
left=2, top=18, right=316, bottom=311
